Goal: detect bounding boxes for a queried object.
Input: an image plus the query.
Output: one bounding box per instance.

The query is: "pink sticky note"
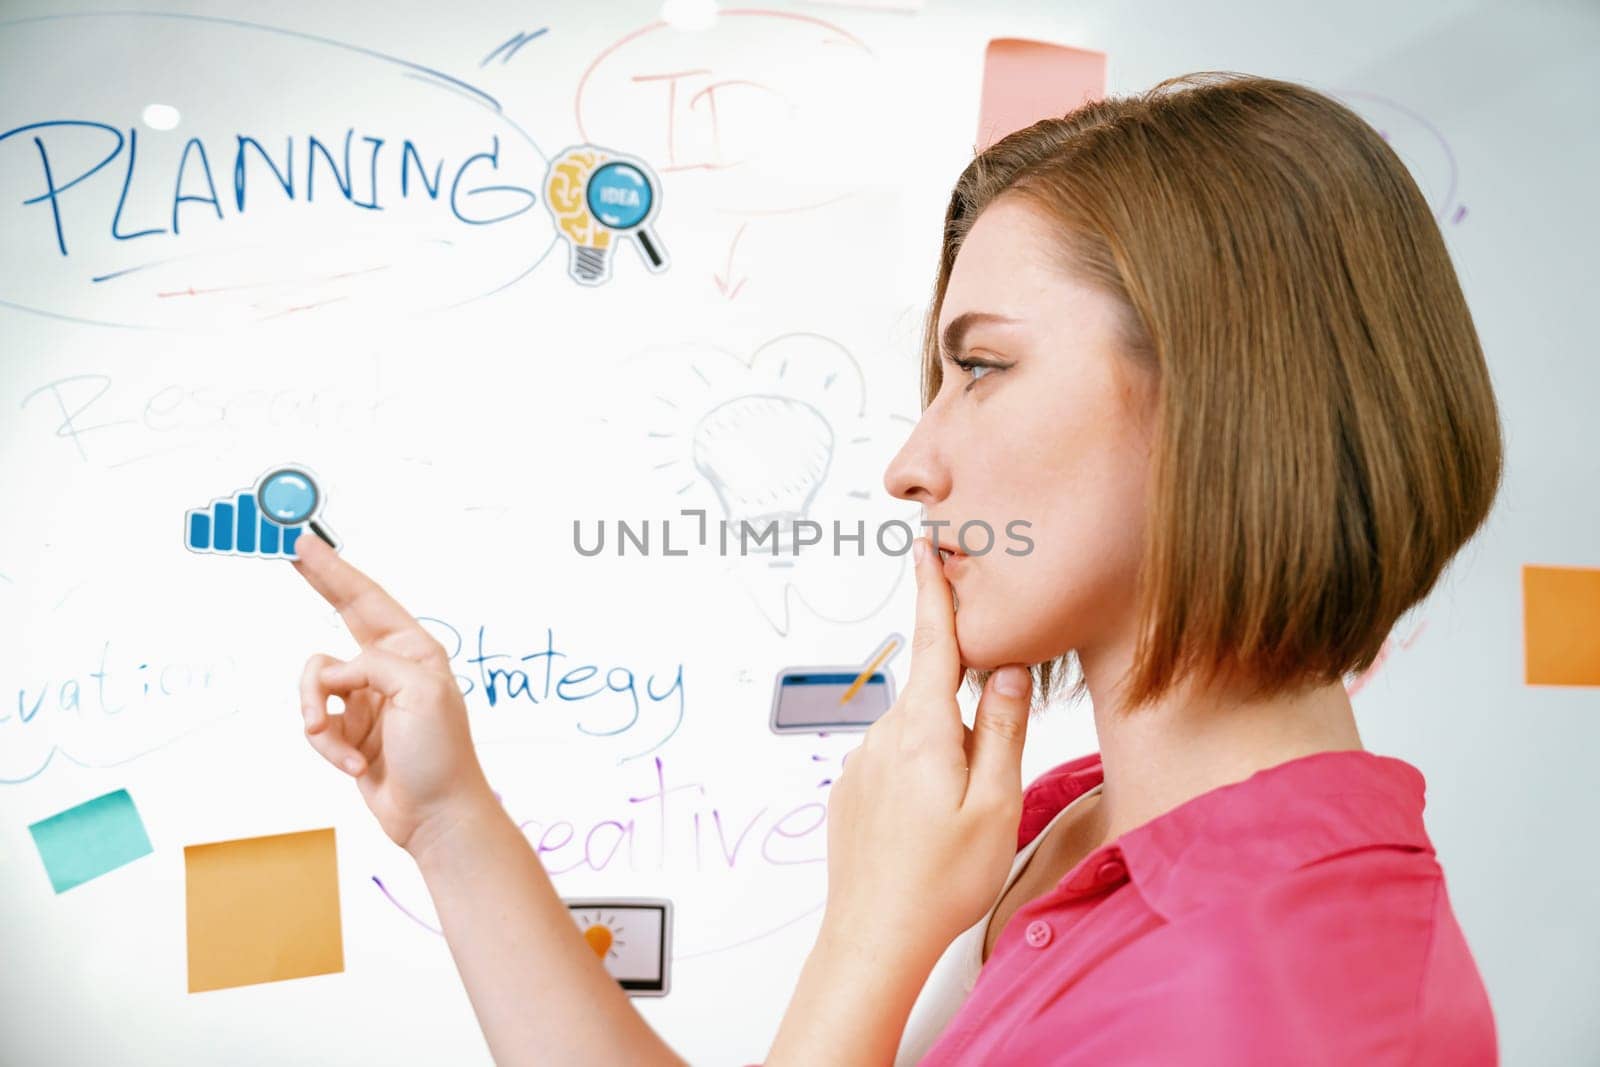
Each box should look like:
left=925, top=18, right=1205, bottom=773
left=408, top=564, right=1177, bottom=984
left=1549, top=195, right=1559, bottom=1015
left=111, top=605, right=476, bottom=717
left=977, top=38, right=1107, bottom=152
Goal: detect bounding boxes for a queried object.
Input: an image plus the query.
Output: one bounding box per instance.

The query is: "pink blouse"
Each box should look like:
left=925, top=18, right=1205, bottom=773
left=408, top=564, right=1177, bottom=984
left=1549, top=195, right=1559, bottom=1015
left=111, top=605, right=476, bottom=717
left=912, top=748, right=1498, bottom=1065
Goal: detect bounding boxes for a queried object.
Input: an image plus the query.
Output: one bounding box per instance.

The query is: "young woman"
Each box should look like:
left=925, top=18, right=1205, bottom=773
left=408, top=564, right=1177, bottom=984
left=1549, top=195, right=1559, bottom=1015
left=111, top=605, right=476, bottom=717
left=293, top=72, right=1502, bottom=1065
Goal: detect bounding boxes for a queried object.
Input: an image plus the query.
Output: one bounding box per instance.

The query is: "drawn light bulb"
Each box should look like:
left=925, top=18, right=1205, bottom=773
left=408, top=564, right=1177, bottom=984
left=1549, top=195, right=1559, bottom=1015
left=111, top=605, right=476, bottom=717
left=692, top=394, right=835, bottom=556
left=544, top=143, right=669, bottom=286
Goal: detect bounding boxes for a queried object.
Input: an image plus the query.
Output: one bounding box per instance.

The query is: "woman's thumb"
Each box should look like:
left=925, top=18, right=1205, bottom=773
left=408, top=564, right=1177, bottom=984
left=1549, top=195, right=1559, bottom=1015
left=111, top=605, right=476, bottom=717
left=968, top=666, right=1033, bottom=798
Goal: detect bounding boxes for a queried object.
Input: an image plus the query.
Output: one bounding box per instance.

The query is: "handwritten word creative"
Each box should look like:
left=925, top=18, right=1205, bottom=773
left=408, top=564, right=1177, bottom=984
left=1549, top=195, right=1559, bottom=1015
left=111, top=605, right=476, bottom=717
left=373, top=754, right=827, bottom=935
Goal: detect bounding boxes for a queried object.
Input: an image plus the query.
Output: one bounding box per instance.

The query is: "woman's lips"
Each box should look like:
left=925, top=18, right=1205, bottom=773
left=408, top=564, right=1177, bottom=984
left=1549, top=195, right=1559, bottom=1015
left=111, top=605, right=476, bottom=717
left=938, top=546, right=967, bottom=575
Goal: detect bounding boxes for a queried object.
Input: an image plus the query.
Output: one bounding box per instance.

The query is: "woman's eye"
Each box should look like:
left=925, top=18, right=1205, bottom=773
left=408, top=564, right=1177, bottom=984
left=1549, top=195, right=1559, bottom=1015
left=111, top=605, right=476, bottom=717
left=952, top=357, right=999, bottom=388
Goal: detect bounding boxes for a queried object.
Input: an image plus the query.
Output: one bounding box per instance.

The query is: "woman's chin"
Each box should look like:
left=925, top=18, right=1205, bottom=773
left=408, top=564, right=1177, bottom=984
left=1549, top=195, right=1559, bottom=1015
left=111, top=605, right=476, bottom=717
left=952, top=628, right=1019, bottom=672
left=954, top=607, right=1054, bottom=672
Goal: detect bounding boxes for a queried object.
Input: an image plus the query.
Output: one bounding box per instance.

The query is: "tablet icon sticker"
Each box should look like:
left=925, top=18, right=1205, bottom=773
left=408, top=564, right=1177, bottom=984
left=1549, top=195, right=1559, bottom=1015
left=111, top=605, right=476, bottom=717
left=564, top=897, right=673, bottom=996
left=184, top=463, right=340, bottom=558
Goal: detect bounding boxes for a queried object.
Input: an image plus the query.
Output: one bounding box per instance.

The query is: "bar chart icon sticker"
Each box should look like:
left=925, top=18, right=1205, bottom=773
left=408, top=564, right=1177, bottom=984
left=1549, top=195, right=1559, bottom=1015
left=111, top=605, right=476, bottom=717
left=183, top=462, right=339, bottom=559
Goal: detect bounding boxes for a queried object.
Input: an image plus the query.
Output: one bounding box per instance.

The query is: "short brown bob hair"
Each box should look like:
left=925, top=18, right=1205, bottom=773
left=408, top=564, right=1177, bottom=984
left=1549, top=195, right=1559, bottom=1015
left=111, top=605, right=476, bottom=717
left=929, top=72, right=1504, bottom=712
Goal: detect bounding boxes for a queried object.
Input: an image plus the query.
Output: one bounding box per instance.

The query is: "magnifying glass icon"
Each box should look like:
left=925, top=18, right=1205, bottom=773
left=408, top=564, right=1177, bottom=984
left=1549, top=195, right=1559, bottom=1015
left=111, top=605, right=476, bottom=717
left=586, top=157, right=669, bottom=273
left=255, top=465, right=339, bottom=550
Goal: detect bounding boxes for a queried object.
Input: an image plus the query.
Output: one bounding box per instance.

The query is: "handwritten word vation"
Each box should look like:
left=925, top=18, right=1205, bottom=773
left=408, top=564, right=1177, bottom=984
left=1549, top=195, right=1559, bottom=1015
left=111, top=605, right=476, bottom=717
left=8, top=640, right=234, bottom=728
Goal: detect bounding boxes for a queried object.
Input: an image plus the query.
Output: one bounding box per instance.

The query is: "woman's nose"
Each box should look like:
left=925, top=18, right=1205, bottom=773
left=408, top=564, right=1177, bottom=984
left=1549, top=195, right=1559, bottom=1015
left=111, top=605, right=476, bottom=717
left=883, top=417, right=950, bottom=505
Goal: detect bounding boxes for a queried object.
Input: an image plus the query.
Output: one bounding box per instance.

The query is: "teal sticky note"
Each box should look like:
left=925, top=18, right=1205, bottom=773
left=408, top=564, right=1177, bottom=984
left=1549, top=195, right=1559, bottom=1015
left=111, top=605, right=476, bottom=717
left=28, top=789, right=154, bottom=893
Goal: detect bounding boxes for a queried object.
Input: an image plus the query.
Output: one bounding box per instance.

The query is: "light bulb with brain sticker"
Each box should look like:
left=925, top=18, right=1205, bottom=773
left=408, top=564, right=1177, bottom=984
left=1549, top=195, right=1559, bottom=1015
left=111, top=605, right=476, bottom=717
left=544, top=143, right=670, bottom=286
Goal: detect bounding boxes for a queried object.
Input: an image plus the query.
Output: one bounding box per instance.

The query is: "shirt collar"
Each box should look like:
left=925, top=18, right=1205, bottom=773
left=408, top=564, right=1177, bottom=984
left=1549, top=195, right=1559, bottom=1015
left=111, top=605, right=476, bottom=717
left=1019, top=749, right=1435, bottom=922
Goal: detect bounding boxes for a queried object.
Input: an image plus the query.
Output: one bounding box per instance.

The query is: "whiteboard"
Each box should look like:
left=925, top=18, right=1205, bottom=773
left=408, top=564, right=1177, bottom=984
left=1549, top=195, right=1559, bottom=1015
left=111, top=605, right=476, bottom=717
left=2, top=2, right=1596, bottom=1064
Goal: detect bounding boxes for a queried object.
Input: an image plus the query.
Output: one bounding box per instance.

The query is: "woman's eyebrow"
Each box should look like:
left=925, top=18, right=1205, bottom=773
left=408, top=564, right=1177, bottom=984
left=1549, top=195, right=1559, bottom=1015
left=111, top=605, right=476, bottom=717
left=940, top=311, right=1022, bottom=360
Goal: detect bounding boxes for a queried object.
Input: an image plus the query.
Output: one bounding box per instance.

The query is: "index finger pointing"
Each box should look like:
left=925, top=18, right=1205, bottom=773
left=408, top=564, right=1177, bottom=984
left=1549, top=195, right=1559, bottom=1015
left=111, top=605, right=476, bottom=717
left=908, top=537, right=960, bottom=698
left=291, top=531, right=423, bottom=647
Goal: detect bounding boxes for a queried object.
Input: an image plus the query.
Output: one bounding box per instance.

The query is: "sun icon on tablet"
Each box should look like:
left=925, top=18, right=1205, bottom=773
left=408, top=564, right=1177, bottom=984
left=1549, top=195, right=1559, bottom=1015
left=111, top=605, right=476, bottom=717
left=575, top=908, right=628, bottom=960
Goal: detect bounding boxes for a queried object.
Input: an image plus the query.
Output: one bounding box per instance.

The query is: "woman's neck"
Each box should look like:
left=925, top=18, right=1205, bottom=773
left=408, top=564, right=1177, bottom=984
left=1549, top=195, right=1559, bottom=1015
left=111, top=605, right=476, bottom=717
left=1082, top=659, right=1365, bottom=846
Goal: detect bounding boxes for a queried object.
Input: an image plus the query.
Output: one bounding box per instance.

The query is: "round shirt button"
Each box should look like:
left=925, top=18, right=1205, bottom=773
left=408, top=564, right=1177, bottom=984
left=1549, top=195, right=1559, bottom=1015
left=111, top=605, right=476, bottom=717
left=1096, top=858, right=1128, bottom=885
left=1024, top=920, right=1053, bottom=948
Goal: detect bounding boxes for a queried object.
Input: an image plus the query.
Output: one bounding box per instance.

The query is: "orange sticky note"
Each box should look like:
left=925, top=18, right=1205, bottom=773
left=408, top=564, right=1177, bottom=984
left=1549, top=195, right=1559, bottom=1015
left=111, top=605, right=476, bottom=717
left=1523, top=563, right=1600, bottom=686
left=184, top=827, right=344, bottom=993
left=977, top=38, right=1107, bottom=153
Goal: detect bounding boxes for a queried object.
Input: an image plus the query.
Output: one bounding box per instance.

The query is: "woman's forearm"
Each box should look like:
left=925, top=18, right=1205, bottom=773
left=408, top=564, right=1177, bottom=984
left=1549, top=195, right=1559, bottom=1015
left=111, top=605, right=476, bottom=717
left=410, top=787, right=936, bottom=1066
left=409, top=791, right=690, bottom=1067
left=764, top=920, right=942, bottom=1066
